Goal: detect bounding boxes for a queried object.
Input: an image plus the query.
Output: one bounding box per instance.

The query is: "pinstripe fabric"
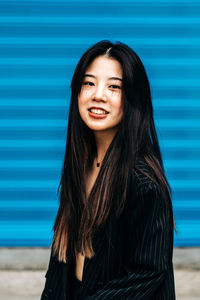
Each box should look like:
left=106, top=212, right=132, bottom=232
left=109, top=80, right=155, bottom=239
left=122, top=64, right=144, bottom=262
left=41, top=161, right=175, bottom=299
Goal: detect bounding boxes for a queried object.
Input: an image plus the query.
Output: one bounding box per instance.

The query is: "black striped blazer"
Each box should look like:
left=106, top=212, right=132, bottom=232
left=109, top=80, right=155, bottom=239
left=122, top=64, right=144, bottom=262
left=41, top=161, right=176, bottom=299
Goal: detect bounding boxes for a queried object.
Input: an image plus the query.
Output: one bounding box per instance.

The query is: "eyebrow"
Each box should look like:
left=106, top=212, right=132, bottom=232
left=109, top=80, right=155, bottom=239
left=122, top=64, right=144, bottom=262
left=84, top=73, right=122, bottom=82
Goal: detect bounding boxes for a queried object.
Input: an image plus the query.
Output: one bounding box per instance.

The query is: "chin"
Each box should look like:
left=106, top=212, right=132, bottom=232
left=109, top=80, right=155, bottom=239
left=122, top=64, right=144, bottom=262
left=88, top=125, right=107, bottom=131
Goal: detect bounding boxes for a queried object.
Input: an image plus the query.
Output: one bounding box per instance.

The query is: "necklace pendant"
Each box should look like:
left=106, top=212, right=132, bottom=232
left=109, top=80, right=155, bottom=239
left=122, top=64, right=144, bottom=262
left=97, top=162, right=100, bottom=167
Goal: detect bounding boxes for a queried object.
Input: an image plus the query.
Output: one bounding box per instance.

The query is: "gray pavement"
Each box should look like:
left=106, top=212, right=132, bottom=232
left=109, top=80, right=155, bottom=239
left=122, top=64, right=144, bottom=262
left=0, top=269, right=199, bottom=300
left=0, top=270, right=44, bottom=300
left=0, top=247, right=199, bottom=300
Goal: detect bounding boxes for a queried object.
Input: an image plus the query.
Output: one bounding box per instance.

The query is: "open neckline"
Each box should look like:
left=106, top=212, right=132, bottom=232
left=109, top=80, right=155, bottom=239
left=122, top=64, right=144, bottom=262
left=75, top=275, right=82, bottom=283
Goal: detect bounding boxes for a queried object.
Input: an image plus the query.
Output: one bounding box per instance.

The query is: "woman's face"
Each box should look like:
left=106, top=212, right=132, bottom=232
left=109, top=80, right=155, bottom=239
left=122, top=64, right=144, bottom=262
left=78, top=55, right=123, bottom=135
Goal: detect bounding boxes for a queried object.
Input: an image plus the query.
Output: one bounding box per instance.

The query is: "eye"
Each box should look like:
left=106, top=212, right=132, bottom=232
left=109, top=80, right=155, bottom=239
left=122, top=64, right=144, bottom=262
left=82, top=81, right=95, bottom=86
left=109, top=84, right=121, bottom=89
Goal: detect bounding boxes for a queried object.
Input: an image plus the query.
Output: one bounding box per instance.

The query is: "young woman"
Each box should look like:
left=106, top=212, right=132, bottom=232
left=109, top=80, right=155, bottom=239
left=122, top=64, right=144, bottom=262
left=41, top=40, right=176, bottom=299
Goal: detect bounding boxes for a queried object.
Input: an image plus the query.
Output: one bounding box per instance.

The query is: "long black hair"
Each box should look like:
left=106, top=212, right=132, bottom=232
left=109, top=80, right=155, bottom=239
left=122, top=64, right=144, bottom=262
left=52, top=40, right=174, bottom=262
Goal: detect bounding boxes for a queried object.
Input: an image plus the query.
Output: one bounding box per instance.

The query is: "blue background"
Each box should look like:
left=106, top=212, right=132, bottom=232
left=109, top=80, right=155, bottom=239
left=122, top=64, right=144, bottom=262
left=0, top=0, right=200, bottom=246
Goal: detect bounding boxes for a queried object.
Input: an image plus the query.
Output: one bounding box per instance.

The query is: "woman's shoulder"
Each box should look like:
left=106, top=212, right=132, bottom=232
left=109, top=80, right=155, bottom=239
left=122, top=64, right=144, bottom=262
left=131, top=159, right=158, bottom=190
left=127, top=159, right=167, bottom=213
left=127, top=158, right=166, bottom=208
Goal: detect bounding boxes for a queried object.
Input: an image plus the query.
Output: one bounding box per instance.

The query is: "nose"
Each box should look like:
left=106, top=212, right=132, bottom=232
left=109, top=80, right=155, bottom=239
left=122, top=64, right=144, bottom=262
left=92, top=84, right=106, bottom=101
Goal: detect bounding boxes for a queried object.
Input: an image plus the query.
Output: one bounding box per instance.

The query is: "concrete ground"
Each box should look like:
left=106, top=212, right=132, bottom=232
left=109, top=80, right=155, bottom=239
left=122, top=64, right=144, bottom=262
left=0, top=269, right=199, bottom=300
left=0, top=248, right=199, bottom=300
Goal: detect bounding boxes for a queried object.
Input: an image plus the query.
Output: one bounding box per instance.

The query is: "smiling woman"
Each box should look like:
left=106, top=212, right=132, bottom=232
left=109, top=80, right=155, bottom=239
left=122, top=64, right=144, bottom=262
left=78, top=55, right=123, bottom=135
left=41, top=40, right=176, bottom=300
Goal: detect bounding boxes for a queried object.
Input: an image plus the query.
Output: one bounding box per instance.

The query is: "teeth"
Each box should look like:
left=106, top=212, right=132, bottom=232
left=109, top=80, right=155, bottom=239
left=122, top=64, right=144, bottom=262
left=90, top=108, right=107, bottom=115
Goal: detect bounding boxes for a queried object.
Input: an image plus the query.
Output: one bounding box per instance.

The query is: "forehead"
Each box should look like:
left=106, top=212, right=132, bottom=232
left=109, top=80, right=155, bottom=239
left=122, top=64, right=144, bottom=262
left=85, top=56, right=122, bottom=78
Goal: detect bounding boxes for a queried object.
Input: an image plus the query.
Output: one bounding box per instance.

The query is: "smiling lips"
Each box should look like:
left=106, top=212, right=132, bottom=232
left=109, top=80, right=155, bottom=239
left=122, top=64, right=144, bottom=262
left=89, top=107, right=108, bottom=115
left=88, top=107, right=109, bottom=119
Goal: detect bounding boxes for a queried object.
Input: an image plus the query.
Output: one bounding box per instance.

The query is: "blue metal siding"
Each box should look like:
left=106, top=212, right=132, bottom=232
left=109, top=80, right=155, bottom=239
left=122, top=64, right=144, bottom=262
left=0, top=0, right=199, bottom=246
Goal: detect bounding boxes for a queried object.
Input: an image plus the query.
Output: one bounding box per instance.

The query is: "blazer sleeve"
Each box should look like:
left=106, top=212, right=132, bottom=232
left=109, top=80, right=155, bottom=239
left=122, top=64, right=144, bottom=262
left=84, top=180, right=174, bottom=300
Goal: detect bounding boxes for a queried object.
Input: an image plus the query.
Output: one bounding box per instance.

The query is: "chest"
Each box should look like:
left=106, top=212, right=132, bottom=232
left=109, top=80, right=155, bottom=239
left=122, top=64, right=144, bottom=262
left=77, top=206, right=128, bottom=283
left=43, top=194, right=133, bottom=300
left=85, top=167, right=100, bottom=198
left=75, top=167, right=100, bottom=281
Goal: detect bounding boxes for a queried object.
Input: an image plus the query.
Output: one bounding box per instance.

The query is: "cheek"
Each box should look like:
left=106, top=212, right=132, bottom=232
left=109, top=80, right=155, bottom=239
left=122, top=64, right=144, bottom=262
left=78, top=93, right=85, bottom=111
left=113, top=97, right=123, bottom=116
left=78, top=98, right=84, bottom=119
left=80, top=86, right=92, bottom=97
left=78, top=94, right=90, bottom=123
left=78, top=90, right=90, bottom=107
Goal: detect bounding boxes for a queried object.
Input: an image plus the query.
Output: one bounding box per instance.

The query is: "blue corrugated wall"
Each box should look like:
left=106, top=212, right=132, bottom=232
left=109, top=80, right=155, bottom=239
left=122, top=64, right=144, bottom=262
left=0, top=0, right=200, bottom=246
